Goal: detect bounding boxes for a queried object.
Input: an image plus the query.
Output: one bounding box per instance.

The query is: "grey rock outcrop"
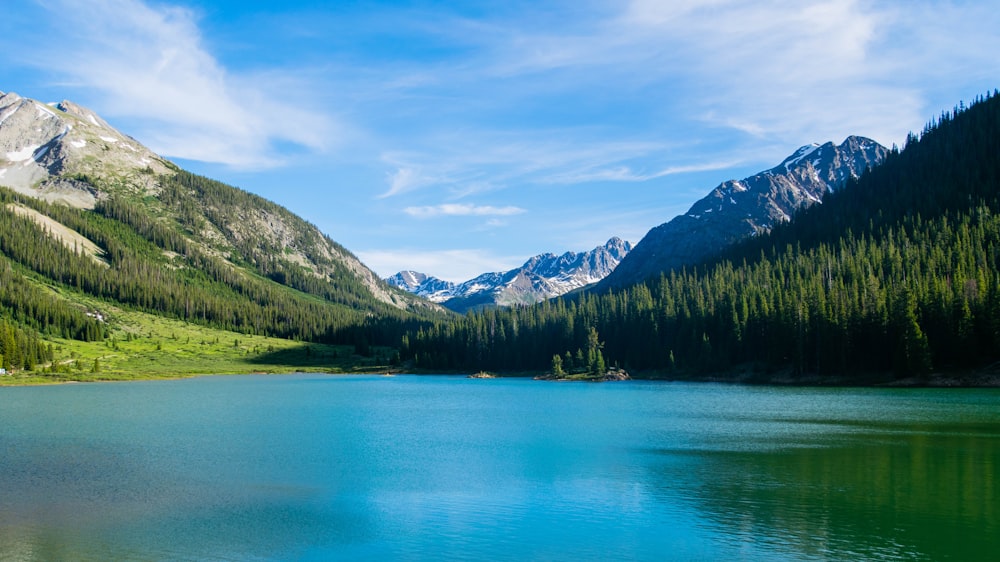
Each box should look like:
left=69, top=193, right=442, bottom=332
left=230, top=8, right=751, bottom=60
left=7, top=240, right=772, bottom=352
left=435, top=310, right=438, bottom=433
left=388, top=237, right=633, bottom=312
left=0, top=90, right=172, bottom=208
left=0, top=88, right=432, bottom=312
left=601, top=136, right=887, bottom=288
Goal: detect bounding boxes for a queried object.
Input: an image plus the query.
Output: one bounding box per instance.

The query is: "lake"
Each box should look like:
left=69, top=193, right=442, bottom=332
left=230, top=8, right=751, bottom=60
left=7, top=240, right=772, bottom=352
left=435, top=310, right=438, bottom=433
left=1, top=374, right=997, bottom=560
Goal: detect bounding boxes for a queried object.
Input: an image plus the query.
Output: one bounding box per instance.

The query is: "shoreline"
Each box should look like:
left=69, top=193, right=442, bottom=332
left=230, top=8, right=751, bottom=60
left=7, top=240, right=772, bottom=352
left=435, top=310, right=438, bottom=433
left=3, top=365, right=1000, bottom=388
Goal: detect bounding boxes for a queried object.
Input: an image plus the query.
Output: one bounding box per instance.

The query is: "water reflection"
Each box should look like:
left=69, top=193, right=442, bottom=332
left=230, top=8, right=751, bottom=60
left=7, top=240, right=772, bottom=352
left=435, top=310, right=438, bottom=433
left=652, top=416, right=999, bottom=561
left=2, top=377, right=998, bottom=561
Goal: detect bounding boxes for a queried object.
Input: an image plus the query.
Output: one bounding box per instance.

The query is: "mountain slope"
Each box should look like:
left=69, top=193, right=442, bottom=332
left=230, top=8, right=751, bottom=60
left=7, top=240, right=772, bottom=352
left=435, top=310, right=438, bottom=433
left=0, top=88, right=448, bottom=374
left=0, top=89, right=436, bottom=316
left=0, top=91, right=172, bottom=207
left=602, top=136, right=887, bottom=287
left=403, top=91, right=1000, bottom=381
left=385, top=271, right=458, bottom=302
left=388, top=237, right=632, bottom=312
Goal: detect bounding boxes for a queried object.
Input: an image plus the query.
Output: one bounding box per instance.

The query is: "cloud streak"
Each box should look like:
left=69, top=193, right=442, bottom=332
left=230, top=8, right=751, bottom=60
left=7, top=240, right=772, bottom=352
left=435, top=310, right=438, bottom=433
left=378, top=135, right=678, bottom=200
left=27, top=0, right=335, bottom=169
left=541, top=159, right=745, bottom=185
left=404, top=204, right=526, bottom=219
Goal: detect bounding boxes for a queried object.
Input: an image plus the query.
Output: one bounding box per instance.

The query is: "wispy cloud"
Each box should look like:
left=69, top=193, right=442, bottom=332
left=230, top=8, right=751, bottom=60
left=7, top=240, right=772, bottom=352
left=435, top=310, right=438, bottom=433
left=542, top=159, right=744, bottom=185
left=378, top=135, right=676, bottom=199
left=357, top=248, right=523, bottom=282
left=406, top=0, right=998, bottom=150
left=361, top=0, right=996, bottom=208
left=25, top=0, right=336, bottom=169
left=381, top=166, right=433, bottom=199
left=404, top=204, right=526, bottom=219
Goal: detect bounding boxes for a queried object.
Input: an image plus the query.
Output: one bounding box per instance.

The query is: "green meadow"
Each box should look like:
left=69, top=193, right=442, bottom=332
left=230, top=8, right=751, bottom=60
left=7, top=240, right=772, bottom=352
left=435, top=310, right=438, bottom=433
left=1, top=305, right=399, bottom=385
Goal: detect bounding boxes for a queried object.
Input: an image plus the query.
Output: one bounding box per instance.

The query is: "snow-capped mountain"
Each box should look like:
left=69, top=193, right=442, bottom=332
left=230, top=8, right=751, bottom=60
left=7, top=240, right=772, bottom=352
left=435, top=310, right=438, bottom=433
left=0, top=89, right=437, bottom=312
left=388, top=237, right=632, bottom=312
left=0, top=90, right=173, bottom=208
left=601, top=136, right=887, bottom=288
left=385, top=271, right=458, bottom=302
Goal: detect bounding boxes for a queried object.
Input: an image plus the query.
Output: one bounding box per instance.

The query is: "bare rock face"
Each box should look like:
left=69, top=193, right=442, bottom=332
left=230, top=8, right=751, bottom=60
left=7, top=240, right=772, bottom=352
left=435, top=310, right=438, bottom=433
left=388, top=237, right=633, bottom=312
left=601, top=137, right=887, bottom=288
left=0, top=91, right=173, bottom=208
left=0, top=88, right=433, bottom=313
left=601, top=368, right=631, bottom=381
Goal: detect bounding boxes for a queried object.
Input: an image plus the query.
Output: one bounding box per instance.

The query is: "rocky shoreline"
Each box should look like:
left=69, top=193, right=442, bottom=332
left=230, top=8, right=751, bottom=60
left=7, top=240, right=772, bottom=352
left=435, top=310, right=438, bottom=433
left=533, top=367, right=632, bottom=382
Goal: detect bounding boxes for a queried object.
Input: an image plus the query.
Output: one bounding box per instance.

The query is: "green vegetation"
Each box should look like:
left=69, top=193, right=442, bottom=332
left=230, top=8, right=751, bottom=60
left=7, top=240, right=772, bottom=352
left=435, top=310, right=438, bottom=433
left=0, top=305, right=400, bottom=385
left=3, top=91, right=999, bottom=385
left=404, top=91, right=1000, bottom=382
left=0, top=161, right=436, bottom=381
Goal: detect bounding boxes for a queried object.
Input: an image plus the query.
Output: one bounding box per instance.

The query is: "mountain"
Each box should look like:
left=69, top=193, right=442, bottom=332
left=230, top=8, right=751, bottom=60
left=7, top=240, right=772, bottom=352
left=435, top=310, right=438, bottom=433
left=388, top=237, right=632, bottom=312
left=0, top=91, right=172, bottom=206
left=0, top=89, right=433, bottom=315
left=385, top=271, right=458, bottom=302
left=601, top=136, right=887, bottom=288
left=404, top=91, right=1000, bottom=382
left=1, top=89, right=447, bottom=374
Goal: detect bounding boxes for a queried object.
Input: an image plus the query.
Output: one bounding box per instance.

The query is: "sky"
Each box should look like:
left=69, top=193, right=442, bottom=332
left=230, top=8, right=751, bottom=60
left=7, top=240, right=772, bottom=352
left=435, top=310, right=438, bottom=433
left=2, top=0, right=998, bottom=282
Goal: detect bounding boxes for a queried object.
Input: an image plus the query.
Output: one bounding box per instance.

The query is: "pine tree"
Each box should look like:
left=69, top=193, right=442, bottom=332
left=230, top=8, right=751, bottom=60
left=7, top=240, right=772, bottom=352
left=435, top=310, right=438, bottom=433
left=551, top=354, right=564, bottom=377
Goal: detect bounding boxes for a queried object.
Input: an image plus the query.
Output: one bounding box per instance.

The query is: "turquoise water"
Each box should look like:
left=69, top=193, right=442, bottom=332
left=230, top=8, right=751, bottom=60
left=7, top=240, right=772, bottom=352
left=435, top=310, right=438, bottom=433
left=1, top=375, right=997, bottom=560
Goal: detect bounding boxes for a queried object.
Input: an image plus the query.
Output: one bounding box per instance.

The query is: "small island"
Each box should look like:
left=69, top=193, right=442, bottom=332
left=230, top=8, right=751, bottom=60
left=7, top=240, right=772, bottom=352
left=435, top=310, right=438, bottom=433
left=535, top=367, right=631, bottom=382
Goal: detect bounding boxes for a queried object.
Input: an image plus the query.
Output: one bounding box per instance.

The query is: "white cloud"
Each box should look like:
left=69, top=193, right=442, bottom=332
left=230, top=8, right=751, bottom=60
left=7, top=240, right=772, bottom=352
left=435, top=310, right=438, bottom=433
left=542, top=159, right=744, bottom=184
left=29, top=0, right=335, bottom=169
left=357, top=248, right=522, bottom=282
left=364, top=0, right=991, bottom=206
left=378, top=135, right=675, bottom=200
left=381, top=167, right=429, bottom=198
left=613, top=0, right=1000, bottom=147
left=437, top=0, right=996, bottom=150
left=404, top=204, right=526, bottom=219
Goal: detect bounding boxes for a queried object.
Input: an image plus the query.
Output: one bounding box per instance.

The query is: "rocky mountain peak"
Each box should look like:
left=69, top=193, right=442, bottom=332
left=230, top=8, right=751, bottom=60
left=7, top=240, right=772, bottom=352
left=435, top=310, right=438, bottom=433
left=1, top=87, right=432, bottom=313
left=601, top=136, right=888, bottom=288
left=0, top=91, right=172, bottom=208
left=54, top=99, right=115, bottom=130
left=388, top=237, right=633, bottom=312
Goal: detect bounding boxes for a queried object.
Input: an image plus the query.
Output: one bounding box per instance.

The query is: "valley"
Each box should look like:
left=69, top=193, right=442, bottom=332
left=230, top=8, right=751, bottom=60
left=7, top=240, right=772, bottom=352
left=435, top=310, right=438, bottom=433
left=2, top=88, right=1000, bottom=385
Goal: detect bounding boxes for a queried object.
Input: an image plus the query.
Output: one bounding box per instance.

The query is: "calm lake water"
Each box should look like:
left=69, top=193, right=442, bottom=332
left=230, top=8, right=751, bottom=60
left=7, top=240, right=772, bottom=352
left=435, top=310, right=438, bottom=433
left=1, top=375, right=997, bottom=561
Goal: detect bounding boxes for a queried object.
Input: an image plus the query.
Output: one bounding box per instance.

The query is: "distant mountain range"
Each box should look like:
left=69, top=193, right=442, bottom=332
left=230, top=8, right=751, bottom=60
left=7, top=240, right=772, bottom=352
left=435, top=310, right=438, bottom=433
left=387, top=237, right=632, bottom=312
left=391, top=137, right=887, bottom=309
left=601, top=136, right=888, bottom=287
left=0, top=86, right=888, bottom=346
left=0, top=88, right=438, bottom=338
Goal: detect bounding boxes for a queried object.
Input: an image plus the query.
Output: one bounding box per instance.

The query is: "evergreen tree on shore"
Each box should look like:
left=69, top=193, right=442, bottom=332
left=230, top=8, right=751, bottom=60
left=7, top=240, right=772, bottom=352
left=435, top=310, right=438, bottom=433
left=403, top=91, right=1000, bottom=380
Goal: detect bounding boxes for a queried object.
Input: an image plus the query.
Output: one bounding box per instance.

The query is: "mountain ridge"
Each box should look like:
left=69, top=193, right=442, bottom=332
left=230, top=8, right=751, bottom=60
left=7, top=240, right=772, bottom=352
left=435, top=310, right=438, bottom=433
left=388, top=237, right=632, bottom=312
left=601, top=136, right=887, bottom=287
left=402, top=91, right=1000, bottom=382
left=0, top=89, right=435, bottom=314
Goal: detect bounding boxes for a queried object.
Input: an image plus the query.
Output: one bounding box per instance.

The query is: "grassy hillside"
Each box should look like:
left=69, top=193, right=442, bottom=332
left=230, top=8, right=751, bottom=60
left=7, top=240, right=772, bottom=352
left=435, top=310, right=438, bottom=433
left=0, top=170, right=438, bottom=381
left=1, top=304, right=401, bottom=386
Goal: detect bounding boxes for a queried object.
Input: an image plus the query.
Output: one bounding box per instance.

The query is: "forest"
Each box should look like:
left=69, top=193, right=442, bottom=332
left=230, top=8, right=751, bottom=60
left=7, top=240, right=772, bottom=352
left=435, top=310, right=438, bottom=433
left=2, top=91, right=999, bottom=380
left=0, top=178, right=433, bottom=371
left=402, top=91, right=1000, bottom=380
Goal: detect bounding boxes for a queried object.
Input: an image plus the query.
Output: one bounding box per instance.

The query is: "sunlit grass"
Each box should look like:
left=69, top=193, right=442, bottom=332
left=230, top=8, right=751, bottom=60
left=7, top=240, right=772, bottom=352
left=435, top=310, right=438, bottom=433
left=1, top=305, right=399, bottom=385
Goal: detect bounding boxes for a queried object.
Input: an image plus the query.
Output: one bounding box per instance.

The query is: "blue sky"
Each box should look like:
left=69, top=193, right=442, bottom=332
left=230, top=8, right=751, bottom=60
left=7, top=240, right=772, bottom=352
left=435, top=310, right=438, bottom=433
left=2, top=1, right=998, bottom=281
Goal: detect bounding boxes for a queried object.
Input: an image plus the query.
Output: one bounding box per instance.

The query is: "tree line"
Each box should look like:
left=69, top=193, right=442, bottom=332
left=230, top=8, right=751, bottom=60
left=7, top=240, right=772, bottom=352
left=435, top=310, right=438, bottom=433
left=0, top=186, right=431, bottom=350
left=403, top=91, right=1000, bottom=380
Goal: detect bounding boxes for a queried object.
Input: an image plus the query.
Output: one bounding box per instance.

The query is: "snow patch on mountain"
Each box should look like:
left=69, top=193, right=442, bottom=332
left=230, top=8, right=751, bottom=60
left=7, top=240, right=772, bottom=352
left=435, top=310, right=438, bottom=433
left=388, top=237, right=633, bottom=311
left=602, top=136, right=888, bottom=288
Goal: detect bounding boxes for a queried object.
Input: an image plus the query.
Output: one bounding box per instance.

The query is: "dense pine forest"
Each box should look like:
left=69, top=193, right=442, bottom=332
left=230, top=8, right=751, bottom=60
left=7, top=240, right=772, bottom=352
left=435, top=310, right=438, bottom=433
left=3, top=91, right=999, bottom=381
left=403, top=91, right=1000, bottom=380
left=0, top=176, right=437, bottom=372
